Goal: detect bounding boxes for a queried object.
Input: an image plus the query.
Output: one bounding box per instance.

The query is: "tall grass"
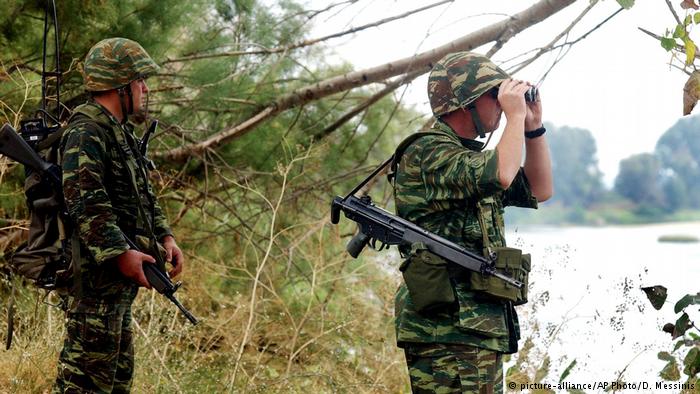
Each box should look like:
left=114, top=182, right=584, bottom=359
left=1, top=143, right=411, bottom=393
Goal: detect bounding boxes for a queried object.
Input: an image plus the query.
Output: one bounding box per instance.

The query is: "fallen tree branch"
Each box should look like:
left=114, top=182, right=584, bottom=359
left=312, top=70, right=422, bottom=141
left=157, top=0, right=578, bottom=162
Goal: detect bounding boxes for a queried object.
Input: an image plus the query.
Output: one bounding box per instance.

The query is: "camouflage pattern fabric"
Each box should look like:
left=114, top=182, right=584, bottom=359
left=83, top=37, right=159, bottom=92
left=54, top=101, right=172, bottom=392
left=404, top=343, right=503, bottom=394
left=60, top=101, right=172, bottom=301
left=53, top=288, right=138, bottom=394
left=393, top=120, right=537, bottom=350
left=428, top=52, right=509, bottom=117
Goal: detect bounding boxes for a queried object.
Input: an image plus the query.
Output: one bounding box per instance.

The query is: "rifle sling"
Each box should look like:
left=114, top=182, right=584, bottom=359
left=344, top=131, right=446, bottom=200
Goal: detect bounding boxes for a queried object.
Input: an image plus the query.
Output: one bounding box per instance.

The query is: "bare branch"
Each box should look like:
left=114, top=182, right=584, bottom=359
left=507, top=0, right=599, bottom=75
left=638, top=27, right=694, bottom=75
left=665, top=0, right=683, bottom=26
left=524, top=7, right=625, bottom=83
left=312, top=70, right=422, bottom=140
left=157, top=0, right=578, bottom=162
left=163, top=0, right=454, bottom=64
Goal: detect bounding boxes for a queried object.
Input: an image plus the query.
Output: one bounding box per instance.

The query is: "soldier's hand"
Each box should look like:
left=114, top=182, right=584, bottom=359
left=116, top=249, right=156, bottom=289
left=162, top=235, right=184, bottom=278
left=524, top=84, right=543, bottom=131
left=497, top=79, right=529, bottom=121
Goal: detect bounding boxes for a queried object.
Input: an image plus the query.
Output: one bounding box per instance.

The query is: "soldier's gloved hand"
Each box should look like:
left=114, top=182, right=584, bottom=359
left=162, top=235, right=185, bottom=278
left=497, top=79, right=530, bottom=122
left=116, top=249, right=156, bottom=289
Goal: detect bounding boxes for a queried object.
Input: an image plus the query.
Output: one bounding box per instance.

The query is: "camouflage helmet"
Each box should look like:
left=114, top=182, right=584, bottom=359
left=428, top=51, right=509, bottom=117
left=83, top=37, right=160, bottom=92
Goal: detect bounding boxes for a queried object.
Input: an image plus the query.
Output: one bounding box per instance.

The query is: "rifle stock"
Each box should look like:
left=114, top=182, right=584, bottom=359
left=0, top=123, right=55, bottom=178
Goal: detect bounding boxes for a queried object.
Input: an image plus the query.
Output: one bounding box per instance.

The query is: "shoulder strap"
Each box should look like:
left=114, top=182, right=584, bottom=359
left=341, top=131, right=448, bottom=199
left=388, top=131, right=446, bottom=184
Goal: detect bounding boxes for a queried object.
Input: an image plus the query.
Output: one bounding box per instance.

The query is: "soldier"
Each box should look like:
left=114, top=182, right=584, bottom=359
left=393, top=52, right=552, bottom=393
left=53, top=37, right=184, bottom=393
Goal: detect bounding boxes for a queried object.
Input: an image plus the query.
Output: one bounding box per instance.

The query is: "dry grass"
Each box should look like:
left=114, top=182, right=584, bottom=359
left=0, top=145, right=411, bottom=393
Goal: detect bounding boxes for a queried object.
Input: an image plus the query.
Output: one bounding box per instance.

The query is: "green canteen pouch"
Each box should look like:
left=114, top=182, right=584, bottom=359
left=468, top=246, right=530, bottom=305
left=399, top=242, right=455, bottom=313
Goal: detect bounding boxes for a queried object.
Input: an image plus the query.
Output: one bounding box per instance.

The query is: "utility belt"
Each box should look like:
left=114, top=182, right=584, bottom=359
left=399, top=201, right=530, bottom=314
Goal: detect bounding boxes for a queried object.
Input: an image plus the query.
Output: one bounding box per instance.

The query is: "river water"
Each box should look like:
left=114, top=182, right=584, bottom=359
left=505, top=221, right=700, bottom=392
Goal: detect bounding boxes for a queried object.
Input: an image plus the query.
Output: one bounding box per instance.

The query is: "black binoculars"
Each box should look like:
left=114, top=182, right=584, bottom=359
left=524, top=86, right=538, bottom=102
left=490, top=86, right=538, bottom=102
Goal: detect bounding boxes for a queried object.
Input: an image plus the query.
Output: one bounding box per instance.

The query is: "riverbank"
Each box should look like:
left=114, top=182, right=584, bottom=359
left=506, top=203, right=700, bottom=227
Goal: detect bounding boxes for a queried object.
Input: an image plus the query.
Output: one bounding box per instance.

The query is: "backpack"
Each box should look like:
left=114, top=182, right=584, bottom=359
left=5, top=123, right=74, bottom=291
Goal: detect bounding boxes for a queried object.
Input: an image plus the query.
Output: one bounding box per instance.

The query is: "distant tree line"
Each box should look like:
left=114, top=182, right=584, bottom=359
left=545, top=116, right=700, bottom=220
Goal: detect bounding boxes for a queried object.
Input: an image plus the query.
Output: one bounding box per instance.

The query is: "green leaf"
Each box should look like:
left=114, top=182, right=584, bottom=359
left=642, top=286, right=668, bottom=310
left=686, top=38, right=697, bottom=65
left=559, top=359, right=577, bottom=382
left=690, top=332, right=700, bottom=340
left=661, top=37, right=677, bottom=51
left=686, top=14, right=694, bottom=26
left=660, top=359, right=681, bottom=381
left=616, top=0, right=634, bottom=9
left=659, top=351, right=675, bottom=361
left=683, top=347, right=700, bottom=376
left=675, top=293, right=700, bottom=313
left=673, top=313, right=691, bottom=339
left=694, top=12, right=700, bottom=24
left=674, top=23, right=687, bottom=38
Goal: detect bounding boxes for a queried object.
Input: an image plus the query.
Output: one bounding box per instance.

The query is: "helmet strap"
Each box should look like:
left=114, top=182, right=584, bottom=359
left=117, top=84, right=134, bottom=125
left=467, top=104, right=486, bottom=139
left=482, top=127, right=495, bottom=150
left=143, top=88, right=150, bottom=125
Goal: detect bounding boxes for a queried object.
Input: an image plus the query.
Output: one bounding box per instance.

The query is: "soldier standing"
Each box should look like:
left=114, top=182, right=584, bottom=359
left=53, top=37, right=184, bottom=393
left=393, top=52, right=552, bottom=393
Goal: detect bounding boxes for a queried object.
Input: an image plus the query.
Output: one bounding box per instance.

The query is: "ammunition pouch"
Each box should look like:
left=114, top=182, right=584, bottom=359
left=399, top=243, right=455, bottom=314
left=468, top=246, right=530, bottom=305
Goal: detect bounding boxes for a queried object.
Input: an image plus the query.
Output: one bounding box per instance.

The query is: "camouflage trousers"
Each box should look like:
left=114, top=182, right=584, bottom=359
left=404, top=343, right=503, bottom=394
left=53, top=297, right=136, bottom=393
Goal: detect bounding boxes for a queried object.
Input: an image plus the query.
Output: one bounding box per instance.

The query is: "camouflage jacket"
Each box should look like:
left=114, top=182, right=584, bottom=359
left=393, top=120, right=537, bottom=353
left=61, top=102, right=172, bottom=305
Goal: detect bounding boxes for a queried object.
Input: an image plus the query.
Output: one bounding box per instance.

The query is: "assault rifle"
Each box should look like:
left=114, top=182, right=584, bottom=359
left=0, top=123, right=62, bottom=188
left=124, top=237, right=198, bottom=325
left=0, top=123, right=199, bottom=325
left=329, top=156, right=522, bottom=288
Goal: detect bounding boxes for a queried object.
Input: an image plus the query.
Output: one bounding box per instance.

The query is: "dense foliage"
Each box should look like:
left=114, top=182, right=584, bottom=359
left=0, top=0, right=420, bottom=391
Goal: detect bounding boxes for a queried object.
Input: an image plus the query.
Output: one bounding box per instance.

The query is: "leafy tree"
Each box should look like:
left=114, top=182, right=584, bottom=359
left=655, top=115, right=700, bottom=208
left=614, top=153, right=666, bottom=211
left=545, top=123, right=604, bottom=207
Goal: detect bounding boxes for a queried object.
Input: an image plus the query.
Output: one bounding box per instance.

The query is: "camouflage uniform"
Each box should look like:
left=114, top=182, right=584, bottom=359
left=53, top=38, right=171, bottom=393
left=393, top=52, right=538, bottom=393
